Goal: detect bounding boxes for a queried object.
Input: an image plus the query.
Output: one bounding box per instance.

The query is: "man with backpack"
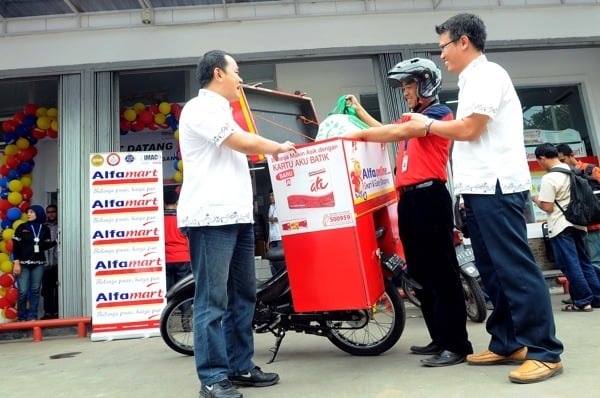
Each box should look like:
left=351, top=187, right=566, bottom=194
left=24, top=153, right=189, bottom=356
left=556, top=143, right=600, bottom=281
left=532, top=143, right=600, bottom=312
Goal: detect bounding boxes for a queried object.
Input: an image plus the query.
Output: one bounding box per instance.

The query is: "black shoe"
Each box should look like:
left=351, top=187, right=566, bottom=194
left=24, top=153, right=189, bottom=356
left=420, top=350, right=466, bottom=367
left=561, top=297, right=572, bottom=305
left=200, top=379, right=242, bottom=398
left=230, top=366, right=279, bottom=387
left=410, top=342, right=441, bottom=355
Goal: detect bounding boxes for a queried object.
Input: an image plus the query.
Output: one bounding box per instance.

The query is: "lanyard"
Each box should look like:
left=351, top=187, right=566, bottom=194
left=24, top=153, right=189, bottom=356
left=32, top=224, right=42, bottom=243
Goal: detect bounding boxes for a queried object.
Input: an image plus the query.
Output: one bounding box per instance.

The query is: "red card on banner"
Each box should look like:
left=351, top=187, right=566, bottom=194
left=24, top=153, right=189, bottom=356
left=231, top=88, right=264, bottom=164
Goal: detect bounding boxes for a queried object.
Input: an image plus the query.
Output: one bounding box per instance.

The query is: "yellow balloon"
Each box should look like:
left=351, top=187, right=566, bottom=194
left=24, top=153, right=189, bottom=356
left=154, top=113, right=166, bottom=125
left=177, top=160, right=183, bottom=171
left=7, top=192, right=22, bottom=206
left=0, top=241, right=6, bottom=254
left=158, top=102, right=171, bottom=115
left=50, top=120, right=59, bottom=131
left=20, top=212, right=28, bottom=221
left=174, top=129, right=179, bottom=140
left=20, top=175, right=32, bottom=187
left=0, top=286, right=6, bottom=296
left=12, top=219, right=24, bottom=230
left=36, top=107, right=48, bottom=117
left=1, top=155, right=7, bottom=166
left=15, top=137, right=30, bottom=150
left=8, top=180, right=23, bottom=193
left=133, top=102, right=146, bottom=114
left=1, top=229, right=13, bottom=241
left=173, top=171, right=183, bottom=183
left=47, top=107, right=58, bottom=118
left=123, top=108, right=136, bottom=122
left=37, top=116, right=51, bottom=130
left=4, top=145, right=18, bottom=156
left=0, top=261, right=10, bottom=274
left=0, top=252, right=8, bottom=264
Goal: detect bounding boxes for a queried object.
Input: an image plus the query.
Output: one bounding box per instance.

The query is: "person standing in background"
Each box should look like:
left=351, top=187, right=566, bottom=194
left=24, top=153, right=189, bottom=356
left=556, top=143, right=600, bottom=282
left=41, top=204, right=59, bottom=319
left=13, top=205, right=57, bottom=321
left=401, top=13, right=563, bottom=384
left=267, top=190, right=283, bottom=274
left=163, top=189, right=191, bottom=292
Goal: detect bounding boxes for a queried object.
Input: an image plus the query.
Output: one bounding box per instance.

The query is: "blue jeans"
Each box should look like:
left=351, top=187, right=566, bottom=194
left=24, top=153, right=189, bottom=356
left=463, top=185, right=563, bottom=362
left=184, top=224, right=256, bottom=386
left=584, top=229, right=600, bottom=279
left=17, top=264, right=44, bottom=321
left=550, top=227, right=600, bottom=308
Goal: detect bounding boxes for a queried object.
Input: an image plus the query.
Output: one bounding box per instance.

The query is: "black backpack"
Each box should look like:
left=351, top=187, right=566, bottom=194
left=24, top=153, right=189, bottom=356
left=549, top=166, right=600, bottom=226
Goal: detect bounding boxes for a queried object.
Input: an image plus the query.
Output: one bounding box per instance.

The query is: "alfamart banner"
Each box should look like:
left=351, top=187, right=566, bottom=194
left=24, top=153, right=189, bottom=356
left=88, top=151, right=166, bottom=341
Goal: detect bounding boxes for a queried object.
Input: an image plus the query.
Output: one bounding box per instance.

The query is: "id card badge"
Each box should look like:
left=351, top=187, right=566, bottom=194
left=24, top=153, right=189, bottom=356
left=34, top=244, right=40, bottom=253
left=401, top=153, right=408, bottom=172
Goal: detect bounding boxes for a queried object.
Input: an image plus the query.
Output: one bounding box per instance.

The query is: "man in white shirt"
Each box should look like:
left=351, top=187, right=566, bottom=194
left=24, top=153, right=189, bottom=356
left=402, top=13, right=563, bottom=384
left=178, top=50, right=295, bottom=398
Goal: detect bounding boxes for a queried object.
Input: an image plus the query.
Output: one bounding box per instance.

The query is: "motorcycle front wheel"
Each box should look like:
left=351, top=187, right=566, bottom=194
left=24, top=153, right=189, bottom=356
left=461, top=274, right=487, bottom=323
left=326, top=280, right=406, bottom=356
left=160, top=296, right=194, bottom=356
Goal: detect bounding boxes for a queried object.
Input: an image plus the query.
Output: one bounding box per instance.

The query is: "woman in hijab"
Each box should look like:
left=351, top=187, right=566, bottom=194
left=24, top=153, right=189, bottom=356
left=12, top=205, right=58, bottom=321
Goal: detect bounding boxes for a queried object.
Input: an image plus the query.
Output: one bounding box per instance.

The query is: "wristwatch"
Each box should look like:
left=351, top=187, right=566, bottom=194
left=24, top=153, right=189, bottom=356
left=424, top=118, right=435, bottom=135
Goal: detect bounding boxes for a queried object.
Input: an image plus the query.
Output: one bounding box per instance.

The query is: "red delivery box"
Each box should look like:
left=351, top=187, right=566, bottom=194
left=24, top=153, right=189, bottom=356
left=268, top=137, right=397, bottom=311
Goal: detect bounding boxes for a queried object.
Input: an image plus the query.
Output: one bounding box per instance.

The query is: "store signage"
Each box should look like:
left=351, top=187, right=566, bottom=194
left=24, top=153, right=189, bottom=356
left=88, top=151, right=166, bottom=341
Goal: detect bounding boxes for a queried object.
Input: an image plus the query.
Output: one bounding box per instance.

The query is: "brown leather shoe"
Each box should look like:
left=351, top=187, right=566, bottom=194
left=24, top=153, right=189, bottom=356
left=508, top=360, right=563, bottom=384
left=467, top=347, right=527, bottom=365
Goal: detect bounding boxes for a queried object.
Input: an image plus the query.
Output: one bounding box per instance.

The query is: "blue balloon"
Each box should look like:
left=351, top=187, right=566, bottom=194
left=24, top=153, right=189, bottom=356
left=7, top=170, right=21, bottom=180
left=1, top=219, right=12, bottom=229
left=15, top=125, right=28, bottom=137
left=18, top=162, right=33, bottom=174
left=0, top=178, right=8, bottom=188
left=28, top=136, right=38, bottom=145
left=23, top=114, right=37, bottom=128
left=3, top=133, right=17, bottom=144
left=173, top=160, right=180, bottom=171
left=0, top=191, right=8, bottom=199
left=7, top=207, right=21, bottom=221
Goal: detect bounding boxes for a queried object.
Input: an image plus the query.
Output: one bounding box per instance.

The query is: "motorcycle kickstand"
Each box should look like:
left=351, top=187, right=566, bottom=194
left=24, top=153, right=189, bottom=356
left=267, top=327, right=286, bottom=364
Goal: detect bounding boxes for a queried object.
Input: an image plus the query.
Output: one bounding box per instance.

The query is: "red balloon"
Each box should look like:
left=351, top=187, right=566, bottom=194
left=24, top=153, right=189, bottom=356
left=16, top=149, right=33, bottom=162
left=23, top=104, right=37, bottom=115
left=130, top=120, right=144, bottom=132
left=47, top=128, right=58, bottom=139
left=32, top=127, right=47, bottom=139
left=6, top=156, right=20, bottom=169
left=147, top=122, right=158, bottom=131
left=5, top=240, right=13, bottom=252
left=21, top=187, right=33, bottom=201
left=4, top=287, right=17, bottom=304
left=120, top=118, right=131, bottom=132
left=139, top=110, right=154, bottom=126
left=148, top=104, right=159, bottom=115
left=2, top=120, right=17, bottom=133
left=0, top=297, right=9, bottom=309
left=25, top=146, right=37, bottom=158
left=0, top=200, right=11, bottom=211
left=13, top=112, right=25, bottom=124
left=0, top=165, right=10, bottom=177
left=4, top=306, right=17, bottom=320
left=18, top=201, right=29, bottom=212
left=171, top=104, right=182, bottom=120
left=0, top=273, right=15, bottom=287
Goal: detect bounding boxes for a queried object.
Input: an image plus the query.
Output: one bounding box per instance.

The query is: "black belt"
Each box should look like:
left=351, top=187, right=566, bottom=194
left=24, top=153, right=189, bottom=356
left=400, top=180, right=438, bottom=193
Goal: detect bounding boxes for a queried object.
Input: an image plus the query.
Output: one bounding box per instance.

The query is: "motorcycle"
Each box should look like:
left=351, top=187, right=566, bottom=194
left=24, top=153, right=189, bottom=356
left=160, top=236, right=407, bottom=362
left=400, top=230, right=488, bottom=323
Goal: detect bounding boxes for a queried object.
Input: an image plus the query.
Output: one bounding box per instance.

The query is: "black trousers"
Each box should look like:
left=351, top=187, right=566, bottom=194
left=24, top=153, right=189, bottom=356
left=42, top=265, right=59, bottom=316
left=398, top=181, right=472, bottom=355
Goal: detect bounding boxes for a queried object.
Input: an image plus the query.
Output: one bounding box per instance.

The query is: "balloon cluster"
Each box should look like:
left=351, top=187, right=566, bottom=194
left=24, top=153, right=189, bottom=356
left=119, top=101, right=181, bottom=134
left=119, top=102, right=183, bottom=183
left=0, top=104, right=58, bottom=323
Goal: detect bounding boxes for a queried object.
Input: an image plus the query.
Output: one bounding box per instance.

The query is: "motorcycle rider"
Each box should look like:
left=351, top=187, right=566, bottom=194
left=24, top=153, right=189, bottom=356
left=345, top=57, right=473, bottom=366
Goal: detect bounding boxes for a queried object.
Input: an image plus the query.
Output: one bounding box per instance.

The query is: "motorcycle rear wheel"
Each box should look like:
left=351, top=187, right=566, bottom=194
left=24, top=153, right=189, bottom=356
left=160, top=296, right=194, bottom=356
left=326, top=280, right=406, bottom=356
